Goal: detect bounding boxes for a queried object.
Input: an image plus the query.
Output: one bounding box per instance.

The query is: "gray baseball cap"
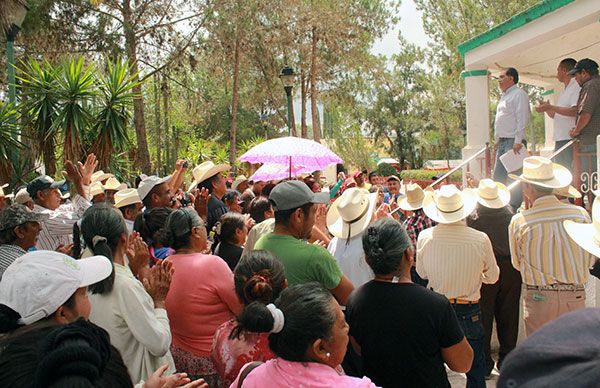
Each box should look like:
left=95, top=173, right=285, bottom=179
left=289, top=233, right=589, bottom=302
left=269, top=180, right=329, bottom=211
left=0, top=204, right=47, bottom=230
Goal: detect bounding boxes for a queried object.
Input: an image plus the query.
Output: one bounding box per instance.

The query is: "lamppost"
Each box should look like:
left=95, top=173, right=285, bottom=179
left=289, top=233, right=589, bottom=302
left=279, top=66, right=296, bottom=136
left=4, top=0, right=29, bottom=133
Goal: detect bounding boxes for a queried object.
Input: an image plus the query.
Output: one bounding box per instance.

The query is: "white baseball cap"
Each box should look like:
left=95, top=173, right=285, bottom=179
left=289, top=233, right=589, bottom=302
left=137, top=175, right=172, bottom=201
left=0, top=251, right=112, bottom=325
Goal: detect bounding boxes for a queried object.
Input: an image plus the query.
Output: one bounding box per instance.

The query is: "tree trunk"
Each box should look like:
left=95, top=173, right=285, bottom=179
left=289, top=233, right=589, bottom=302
left=229, top=37, right=240, bottom=173
left=122, top=0, right=151, bottom=173
left=310, top=26, right=321, bottom=142
left=162, top=77, right=170, bottom=174
left=154, top=73, right=161, bottom=172
left=300, top=68, right=307, bottom=138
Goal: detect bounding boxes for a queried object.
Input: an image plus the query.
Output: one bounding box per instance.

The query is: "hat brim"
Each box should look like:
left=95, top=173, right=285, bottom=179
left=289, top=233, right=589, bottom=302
left=91, top=173, right=114, bottom=183
left=78, top=255, right=113, bottom=287
left=564, top=220, right=600, bottom=257
left=508, top=163, right=572, bottom=189
left=189, top=164, right=230, bottom=191
left=423, top=189, right=477, bottom=224
left=311, top=191, right=330, bottom=204
left=476, top=183, right=511, bottom=209
left=567, top=68, right=580, bottom=76
left=327, top=192, right=377, bottom=239
left=554, top=185, right=582, bottom=199
left=398, top=192, right=428, bottom=211
left=50, top=180, right=66, bottom=189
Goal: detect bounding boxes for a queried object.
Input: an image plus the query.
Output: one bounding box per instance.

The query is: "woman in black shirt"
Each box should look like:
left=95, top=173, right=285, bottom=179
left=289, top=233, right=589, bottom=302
left=214, top=212, right=248, bottom=270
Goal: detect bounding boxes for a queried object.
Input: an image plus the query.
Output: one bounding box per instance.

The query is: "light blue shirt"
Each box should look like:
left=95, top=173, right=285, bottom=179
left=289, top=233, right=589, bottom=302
left=494, top=84, right=530, bottom=144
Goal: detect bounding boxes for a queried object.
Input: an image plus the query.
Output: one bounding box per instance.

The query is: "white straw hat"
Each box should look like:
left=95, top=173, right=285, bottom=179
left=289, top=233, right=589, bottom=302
left=422, top=184, right=477, bottom=224
left=326, top=188, right=377, bottom=239
left=90, top=181, right=105, bottom=197
left=14, top=187, right=32, bottom=204
left=475, top=179, right=511, bottom=209
left=0, top=183, right=13, bottom=199
left=0, top=251, right=112, bottom=325
left=91, top=170, right=114, bottom=183
left=189, top=161, right=230, bottom=191
left=508, top=156, right=572, bottom=189
left=232, top=175, right=249, bottom=191
left=103, top=177, right=127, bottom=191
left=114, top=188, right=142, bottom=209
left=564, top=195, right=600, bottom=257
left=398, top=183, right=427, bottom=211
left=553, top=185, right=582, bottom=199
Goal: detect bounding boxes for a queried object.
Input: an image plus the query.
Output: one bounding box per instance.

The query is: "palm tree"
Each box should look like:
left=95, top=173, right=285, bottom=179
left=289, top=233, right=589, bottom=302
left=53, top=57, right=96, bottom=163
left=18, top=59, right=59, bottom=175
left=0, top=102, right=22, bottom=183
left=93, top=57, right=139, bottom=169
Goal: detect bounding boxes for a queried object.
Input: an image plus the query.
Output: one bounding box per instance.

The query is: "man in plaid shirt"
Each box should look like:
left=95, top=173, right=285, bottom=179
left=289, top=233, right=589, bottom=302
left=399, top=183, right=435, bottom=286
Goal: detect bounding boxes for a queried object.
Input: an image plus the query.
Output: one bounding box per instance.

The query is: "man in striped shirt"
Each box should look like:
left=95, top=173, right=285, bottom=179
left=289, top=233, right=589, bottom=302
left=29, top=154, right=97, bottom=251
left=508, top=156, right=592, bottom=336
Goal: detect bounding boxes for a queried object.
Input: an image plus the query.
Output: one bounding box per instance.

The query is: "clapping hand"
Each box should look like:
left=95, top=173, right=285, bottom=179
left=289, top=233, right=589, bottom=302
left=142, top=260, right=173, bottom=305
left=194, top=187, right=210, bottom=221
left=78, top=154, right=98, bottom=185
left=126, top=231, right=150, bottom=278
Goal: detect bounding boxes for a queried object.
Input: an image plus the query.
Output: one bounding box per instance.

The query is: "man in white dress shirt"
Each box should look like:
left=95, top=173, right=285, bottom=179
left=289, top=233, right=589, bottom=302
left=493, top=67, right=531, bottom=209
left=535, top=58, right=580, bottom=168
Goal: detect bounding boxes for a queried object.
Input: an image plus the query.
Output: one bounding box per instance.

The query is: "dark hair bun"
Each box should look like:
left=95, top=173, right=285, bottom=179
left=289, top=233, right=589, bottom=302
left=364, top=226, right=385, bottom=262
left=35, top=319, right=111, bottom=387
left=244, top=271, right=274, bottom=305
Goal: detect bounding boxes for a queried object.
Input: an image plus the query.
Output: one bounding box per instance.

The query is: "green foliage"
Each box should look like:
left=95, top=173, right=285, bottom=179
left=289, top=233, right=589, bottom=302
left=376, top=163, right=397, bottom=177
left=400, top=169, right=462, bottom=182
left=93, top=57, right=139, bottom=168
left=0, top=102, right=22, bottom=162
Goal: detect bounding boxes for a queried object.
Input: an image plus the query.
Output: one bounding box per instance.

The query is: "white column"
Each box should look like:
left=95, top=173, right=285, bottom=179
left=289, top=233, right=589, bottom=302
left=462, top=70, right=490, bottom=184
left=540, top=89, right=556, bottom=157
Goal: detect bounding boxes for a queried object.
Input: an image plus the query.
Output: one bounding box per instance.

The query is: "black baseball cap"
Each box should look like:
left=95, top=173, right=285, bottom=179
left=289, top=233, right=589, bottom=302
left=27, top=176, right=66, bottom=199
left=568, top=58, right=599, bottom=75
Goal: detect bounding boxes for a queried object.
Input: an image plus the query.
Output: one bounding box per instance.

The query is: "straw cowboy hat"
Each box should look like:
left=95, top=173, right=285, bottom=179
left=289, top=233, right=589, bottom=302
left=398, top=183, right=428, bottom=211
left=508, top=156, right=572, bottom=189
left=114, top=188, right=142, bottom=209
left=0, top=183, right=13, bottom=199
left=327, top=188, right=377, bottom=239
left=553, top=185, right=582, bottom=199
left=91, top=170, right=114, bottom=183
left=422, top=184, right=477, bottom=224
left=103, top=177, right=127, bottom=191
left=474, top=179, right=510, bottom=209
left=564, top=195, right=600, bottom=257
left=189, top=161, right=230, bottom=191
left=90, top=181, right=105, bottom=197
left=232, top=175, right=249, bottom=191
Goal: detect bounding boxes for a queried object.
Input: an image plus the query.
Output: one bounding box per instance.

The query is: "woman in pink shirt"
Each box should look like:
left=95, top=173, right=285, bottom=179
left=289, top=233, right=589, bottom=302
left=163, top=208, right=242, bottom=386
left=230, top=282, right=378, bottom=388
left=211, top=250, right=286, bottom=386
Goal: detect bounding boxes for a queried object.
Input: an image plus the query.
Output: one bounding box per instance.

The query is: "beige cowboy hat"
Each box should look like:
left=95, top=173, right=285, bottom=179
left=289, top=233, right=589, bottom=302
left=327, top=187, right=377, bottom=239
left=14, top=187, right=32, bottom=204
left=189, top=161, right=230, bottom=191
left=114, top=188, right=142, bottom=209
left=508, top=156, right=572, bottom=189
left=232, top=175, right=249, bottom=191
left=91, top=170, right=114, bottom=183
left=398, top=183, right=427, bottom=211
left=474, top=179, right=510, bottom=209
left=103, top=177, right=127, bottom=191
left=90, top=181, right=105, bottom=197
left=564, top=194, right=600, bottom=257
left=553, top=185, right=582, bottom=199
left=422, top=184, right=477, bottom=224
left=0, top=183, right=14, bottom=199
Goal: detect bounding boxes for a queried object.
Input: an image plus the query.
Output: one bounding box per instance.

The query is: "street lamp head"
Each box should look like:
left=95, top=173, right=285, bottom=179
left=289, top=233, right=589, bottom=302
left=279, top=66, right=296, bottom=89
left=4, top=0, right=29, bottom=40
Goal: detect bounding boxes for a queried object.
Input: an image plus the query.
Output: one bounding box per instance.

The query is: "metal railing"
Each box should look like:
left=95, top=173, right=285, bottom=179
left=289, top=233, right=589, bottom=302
left=427, top=144, right=490, bottom=189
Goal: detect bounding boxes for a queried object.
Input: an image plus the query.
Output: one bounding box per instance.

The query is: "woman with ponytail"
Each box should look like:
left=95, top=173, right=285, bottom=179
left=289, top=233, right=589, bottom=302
left=162, top=207, right=242, bottom=386
left=345, top=218, right=473, bottom=388
left=210, top=250, right=286, bottom=386
left=82, top=203, right=177, bottom=382
left=229, top=282, right=377, bottom=387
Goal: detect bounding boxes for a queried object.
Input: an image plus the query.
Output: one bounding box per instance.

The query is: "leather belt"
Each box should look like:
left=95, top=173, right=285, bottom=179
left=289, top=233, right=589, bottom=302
left=448, top=298, right=480, bottom=305
left=526, top=284, right=585, bottom=291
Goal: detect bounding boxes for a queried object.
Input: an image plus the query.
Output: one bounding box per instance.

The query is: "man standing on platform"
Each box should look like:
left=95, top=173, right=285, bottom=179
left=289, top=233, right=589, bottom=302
left=536, top=58, right=580, bottom=168
left=508, top=156, right=592, bottom=337
left=493, top=67, right=530, bottom=209
left=569, top=58, right=600, bottom=173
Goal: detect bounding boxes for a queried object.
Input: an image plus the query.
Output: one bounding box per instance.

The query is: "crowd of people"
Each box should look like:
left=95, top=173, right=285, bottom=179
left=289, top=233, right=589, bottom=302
left=0, top=57, right=598, bottom=388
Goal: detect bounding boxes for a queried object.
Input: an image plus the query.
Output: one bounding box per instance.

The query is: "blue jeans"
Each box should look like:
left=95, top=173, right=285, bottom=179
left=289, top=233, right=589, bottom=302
left=493, top=138, right=523, bottom=209
left=452, top=303, right=486, bottom=388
